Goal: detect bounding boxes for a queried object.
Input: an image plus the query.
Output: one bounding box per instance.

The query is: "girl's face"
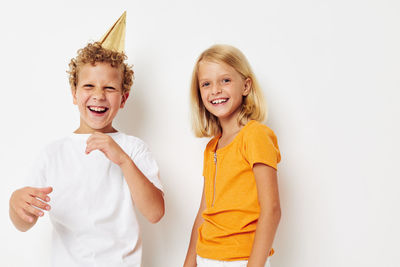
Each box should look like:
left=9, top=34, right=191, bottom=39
left=198, top=60, right=251, bottom=124
left=72, top=62, right=128, bottom=133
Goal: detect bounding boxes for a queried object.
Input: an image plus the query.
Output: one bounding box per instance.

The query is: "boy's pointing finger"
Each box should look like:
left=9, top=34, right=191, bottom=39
left=31, top=187, right=52, bottom=202
left=38, top=186, right=53, bottom=194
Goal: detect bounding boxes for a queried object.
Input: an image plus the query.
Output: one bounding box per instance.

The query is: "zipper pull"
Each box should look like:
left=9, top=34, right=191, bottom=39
left=214, top=152, right=217, bottom=164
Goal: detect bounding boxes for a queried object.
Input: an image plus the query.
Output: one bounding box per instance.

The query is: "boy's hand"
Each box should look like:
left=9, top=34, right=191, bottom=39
left=9, top=186, right=52, bottom=223
left=86, top=132, right=130, bottom=166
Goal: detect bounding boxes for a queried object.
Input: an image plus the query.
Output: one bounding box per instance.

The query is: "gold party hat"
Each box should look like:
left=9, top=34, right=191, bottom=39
left=99, top=11, right=126, bottom=53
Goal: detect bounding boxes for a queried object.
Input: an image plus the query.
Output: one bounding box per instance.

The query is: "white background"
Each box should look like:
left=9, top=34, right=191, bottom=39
left=1, top=0, right=399, bottom=266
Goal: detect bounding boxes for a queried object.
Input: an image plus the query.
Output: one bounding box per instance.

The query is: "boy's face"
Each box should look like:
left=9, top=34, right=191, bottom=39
left=72, top=62, right=128, bottom=133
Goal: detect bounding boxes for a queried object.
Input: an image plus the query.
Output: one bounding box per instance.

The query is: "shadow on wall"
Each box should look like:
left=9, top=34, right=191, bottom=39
left=266, top=104, right=300, bottom=267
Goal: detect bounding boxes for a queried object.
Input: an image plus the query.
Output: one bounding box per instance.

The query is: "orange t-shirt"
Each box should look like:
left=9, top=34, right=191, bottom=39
left=196, top=120, right=281, bottom=261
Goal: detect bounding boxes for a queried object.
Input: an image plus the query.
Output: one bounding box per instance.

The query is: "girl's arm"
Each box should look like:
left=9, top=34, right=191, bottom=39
left=183, top=183, right=206, bottom=267
left=247, top=163, right=281, bottom=267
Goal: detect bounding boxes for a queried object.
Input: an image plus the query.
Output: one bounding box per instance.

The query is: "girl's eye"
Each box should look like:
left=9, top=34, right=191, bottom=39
left=201, top=82, right=210, bottom=88
left=222, top=78, right=231, bottom=83
left=105, top=87, right=116, bottom=91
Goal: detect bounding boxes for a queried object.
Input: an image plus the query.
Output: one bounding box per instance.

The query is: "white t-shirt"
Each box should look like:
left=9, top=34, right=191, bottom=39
left=26, top=132, right=163, bottom=267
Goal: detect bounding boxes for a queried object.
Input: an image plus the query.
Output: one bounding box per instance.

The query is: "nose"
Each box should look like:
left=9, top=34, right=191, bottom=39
left=211, top=84, right=222, bottom=95
left=92, top=87, right=105, bottom=100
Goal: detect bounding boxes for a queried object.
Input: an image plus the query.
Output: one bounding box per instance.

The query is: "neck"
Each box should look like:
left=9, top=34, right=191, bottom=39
left=219, top=115, right=242, bottom=137
left=74, top=123, right=117, bottom=134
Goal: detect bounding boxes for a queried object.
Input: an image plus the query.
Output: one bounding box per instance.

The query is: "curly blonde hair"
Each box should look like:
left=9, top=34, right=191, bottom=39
left=68, top=42, right=134, bottom=93
left=190, top=44, right=266, bottom=137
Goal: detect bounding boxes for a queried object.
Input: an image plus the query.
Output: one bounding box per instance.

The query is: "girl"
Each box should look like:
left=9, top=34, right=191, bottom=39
left=183, top=45, right=281, bottom=267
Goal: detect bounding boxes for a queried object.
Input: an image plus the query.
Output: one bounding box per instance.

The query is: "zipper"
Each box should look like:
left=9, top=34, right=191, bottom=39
left=211, top=152, right=217, bottom=207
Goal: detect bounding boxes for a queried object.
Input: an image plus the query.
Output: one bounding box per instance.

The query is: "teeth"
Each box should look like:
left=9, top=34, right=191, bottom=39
left=211, top=99, right=228, bottom=104
left=89, top=106, right=106, bottom=112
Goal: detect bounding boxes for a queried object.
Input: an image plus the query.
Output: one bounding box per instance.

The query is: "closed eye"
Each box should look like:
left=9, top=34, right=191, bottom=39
left=83, top=84, right=94, bottom=88
left=104, top=86, right=116, bottom=91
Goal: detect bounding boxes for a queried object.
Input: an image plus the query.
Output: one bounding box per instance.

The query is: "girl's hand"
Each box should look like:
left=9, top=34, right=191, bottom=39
left=9, top=186, right=52, bottom=223
left=86, top=132, right=130, bottom=166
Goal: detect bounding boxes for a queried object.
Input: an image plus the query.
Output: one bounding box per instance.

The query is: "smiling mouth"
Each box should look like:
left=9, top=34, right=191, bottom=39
left=88, top=106, right=109, bottom=114
left=211, top=98, right=228, bottom=104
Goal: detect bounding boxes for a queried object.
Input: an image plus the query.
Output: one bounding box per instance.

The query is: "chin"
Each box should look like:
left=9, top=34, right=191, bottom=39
left=86, top=122, right=112, bottom=132
left=212, top=111, right=230, bottom=118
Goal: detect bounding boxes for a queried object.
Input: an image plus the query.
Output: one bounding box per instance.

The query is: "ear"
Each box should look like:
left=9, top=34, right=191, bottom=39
left=71, top=87, right=77, bottom=105
left=120, top=92, right=130, bottom=108
left=243, top=78, right=252, bottom=96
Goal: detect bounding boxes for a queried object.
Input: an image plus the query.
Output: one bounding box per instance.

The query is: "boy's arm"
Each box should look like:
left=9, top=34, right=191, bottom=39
left=119, top=156, right=165, bottom=223
left=86, top=132, right=164, bottom=223
left=9, top=187, right=52, bottom=232
left=183, top=182, right=206, bottom=267
left=247, top=163, right=281, bottom=267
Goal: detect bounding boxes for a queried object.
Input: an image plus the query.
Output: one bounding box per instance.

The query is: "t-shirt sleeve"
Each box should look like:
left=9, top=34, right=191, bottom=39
left=23, top=149, right=48, bottom=188
left=132, top=141, right=164, bottom=192
left=244, top=125, right=281, bottom=170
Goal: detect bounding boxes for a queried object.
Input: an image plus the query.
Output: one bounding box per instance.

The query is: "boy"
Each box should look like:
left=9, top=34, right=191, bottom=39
left=9, top=12, right=164, bottom=266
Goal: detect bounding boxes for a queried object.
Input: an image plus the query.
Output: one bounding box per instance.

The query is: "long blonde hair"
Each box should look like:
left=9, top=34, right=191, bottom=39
left=190, top=44, right=266, bottom=137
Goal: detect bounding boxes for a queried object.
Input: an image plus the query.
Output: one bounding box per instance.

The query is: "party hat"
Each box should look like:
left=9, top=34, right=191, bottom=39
left=99, top=11, right=126, bottom=53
